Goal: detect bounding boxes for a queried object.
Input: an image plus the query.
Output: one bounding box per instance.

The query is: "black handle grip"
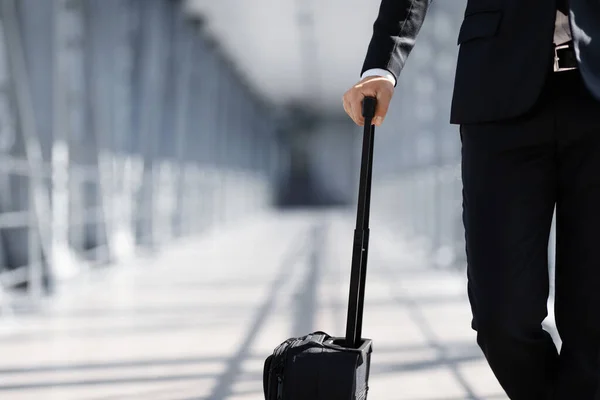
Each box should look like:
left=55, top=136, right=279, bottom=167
left=362, top=96, right=377, bottom=119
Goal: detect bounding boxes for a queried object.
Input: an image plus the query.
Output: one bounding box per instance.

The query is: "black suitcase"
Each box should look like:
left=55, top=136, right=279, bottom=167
left=263, top=97, right=378, bottom=400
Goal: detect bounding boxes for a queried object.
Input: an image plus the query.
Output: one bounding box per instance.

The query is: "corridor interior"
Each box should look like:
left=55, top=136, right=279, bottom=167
left=0, top=210, right=519, bottom=400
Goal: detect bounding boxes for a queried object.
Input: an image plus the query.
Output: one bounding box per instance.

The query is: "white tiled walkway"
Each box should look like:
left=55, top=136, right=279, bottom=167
left=0, top=210, right=515, bottom=399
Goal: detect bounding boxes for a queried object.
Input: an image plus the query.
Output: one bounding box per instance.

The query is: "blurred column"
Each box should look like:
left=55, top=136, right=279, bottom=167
left=254, top=102, right=272, bottom=210
left=193, top=35, right=219, bottom=233
left=246, top=94, right=262, bottom=213
left=133, top=0, right=170, bottom=249
left=267, top=116, right=282, bottom=205
left=172, top=12, right=197, bottom=238
left=79, top=0, right=106, bottom=263
left=244, top=97, right=256, bottom=214
left=2, top=0, right=57, bottom=297
left=410, top=38, right=437, bottom=248
left=0, top=14, right=14, bottom=290
left=228, top=76, right=242, bottom=221
left=215, top=58, right=232, bottom=226
left=240, top=84, right=255, bottom=216
left=86, top=0, right=120, bottom=263
left=430, top=7, right=449, bottom=266
left=60, top=0, right=87, bottom=264
left=110, top=0, right=138, bottom=261
left=240, top=86, right=254, bottom=217
left=431, top=2, right=464, bottom=268
left=51, top=0, right=77, bottom=279
left=154, top=0, right=179, bottom=245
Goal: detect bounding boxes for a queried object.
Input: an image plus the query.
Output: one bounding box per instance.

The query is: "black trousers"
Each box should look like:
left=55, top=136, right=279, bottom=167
left=461, top=68, right=600, bottom=400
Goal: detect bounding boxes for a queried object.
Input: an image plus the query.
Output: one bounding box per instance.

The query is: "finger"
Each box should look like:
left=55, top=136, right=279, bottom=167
left=343, top=94, right=358, bottom=125
left=373, top=91, right=392, bottom=126
left=350, top=95, right=364, bottom=126
left=344, top=99, right=353, bottom=120
left=375, top=95, right=391, bottom=119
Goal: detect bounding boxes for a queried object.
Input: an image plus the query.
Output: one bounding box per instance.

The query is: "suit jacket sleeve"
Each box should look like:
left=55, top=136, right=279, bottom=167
left=361, top=0, right=432, bottom=85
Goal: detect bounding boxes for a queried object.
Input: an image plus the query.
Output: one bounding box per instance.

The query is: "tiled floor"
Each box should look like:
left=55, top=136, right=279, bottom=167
left=0, top=210, right=524, bottom=399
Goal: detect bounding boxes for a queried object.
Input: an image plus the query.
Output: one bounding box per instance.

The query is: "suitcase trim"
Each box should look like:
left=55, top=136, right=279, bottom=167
left=323, top=337, right=373, bottom=365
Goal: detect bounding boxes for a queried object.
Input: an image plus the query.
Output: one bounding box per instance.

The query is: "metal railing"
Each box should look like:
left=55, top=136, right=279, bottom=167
left=0, top=0, right=281, bottom=309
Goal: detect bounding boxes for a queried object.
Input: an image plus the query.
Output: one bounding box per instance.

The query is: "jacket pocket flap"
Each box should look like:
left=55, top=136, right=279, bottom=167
left=457, top=10, right=502, bottom=45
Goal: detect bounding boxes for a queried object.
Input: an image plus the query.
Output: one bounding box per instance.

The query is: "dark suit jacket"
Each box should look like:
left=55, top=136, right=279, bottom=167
left=361, top=0, right=600, bottom=125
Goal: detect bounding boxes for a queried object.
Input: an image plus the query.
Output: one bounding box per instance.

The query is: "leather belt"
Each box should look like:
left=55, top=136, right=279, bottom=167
left=554, top=42, right=578, bottom=72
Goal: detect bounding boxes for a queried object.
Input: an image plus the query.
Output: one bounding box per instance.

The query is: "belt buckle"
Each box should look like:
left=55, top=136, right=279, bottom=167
left=554, top=43, right=577, bottom=72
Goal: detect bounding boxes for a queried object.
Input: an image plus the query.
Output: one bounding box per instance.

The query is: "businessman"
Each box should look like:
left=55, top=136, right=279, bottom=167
left=343, top=1, right=600, bottom=399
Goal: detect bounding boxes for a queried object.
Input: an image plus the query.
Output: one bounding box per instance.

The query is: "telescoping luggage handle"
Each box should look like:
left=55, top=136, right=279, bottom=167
left=345, top=96, right=377, bottom=349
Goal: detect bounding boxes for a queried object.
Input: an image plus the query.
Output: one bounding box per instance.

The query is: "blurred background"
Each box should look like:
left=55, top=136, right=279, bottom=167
left=0, top=0, right=558, bottom=399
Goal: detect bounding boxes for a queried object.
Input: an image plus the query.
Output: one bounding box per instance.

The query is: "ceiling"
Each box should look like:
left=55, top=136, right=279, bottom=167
left=184, top=0, right=380, bottom=115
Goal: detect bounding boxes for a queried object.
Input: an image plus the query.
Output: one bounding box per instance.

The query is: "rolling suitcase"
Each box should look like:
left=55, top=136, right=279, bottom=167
left=263, top=96, right=378, bottom=400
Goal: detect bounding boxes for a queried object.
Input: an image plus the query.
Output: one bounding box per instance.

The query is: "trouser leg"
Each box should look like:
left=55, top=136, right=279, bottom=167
left=551, top=70, right=600, bottom=400
left=461, top=92, right=559, bottom=399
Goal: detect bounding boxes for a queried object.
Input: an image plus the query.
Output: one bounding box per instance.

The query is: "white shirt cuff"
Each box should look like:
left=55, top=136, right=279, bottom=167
left=361, top=68, right=396, bottom=86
